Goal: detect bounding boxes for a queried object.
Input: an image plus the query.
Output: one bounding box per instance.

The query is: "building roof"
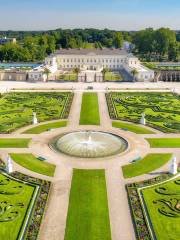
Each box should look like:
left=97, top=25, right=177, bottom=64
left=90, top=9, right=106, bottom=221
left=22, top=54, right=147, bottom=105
left=53, top=48, right=130, bottom=56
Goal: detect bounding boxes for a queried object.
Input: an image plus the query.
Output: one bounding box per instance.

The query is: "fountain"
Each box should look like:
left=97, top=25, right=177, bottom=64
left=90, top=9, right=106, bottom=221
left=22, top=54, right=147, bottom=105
left=51, top=131, right=128, bottom=158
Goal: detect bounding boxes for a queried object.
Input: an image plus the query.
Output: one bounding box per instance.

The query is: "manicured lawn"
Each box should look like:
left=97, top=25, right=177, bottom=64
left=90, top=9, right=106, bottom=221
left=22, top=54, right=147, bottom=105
left=106, top=92, right=180, bottom=133
left=146, top=138, right=180, bottom=148
left=64, top=169, right=111, bottom=240
left=10, top=153, right=56, bottom=176
left=0, top=138, right=30, bottom=148
left=23, top=120, right=67, bottom=134
left=122, top=153, right=172, bottom=178
left=104, top=72, right=122, bottom=81
left=142, top=177, right=180, bottom=240
left=112, top=121, right=155, bottom=134
left=79, top=93, right=100, bottom=125
left=58, top=73, right=78, bottom=81
left=0, top=92, right=73, bottom=133
left=0, top=172, right=37, bottom=240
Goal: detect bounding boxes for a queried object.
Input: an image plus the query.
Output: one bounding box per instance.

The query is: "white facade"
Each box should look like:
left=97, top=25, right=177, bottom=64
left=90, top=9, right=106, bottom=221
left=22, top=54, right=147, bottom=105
left=46, top=48, right=154, bottom=82
left=45, top=56, right=58, bottom=73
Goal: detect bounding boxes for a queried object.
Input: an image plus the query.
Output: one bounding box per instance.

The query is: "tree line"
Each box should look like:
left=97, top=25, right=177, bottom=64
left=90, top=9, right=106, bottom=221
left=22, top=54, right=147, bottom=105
left=132, top=28, right=180, bottom=62
left=0, top=28, right=179, bottom=62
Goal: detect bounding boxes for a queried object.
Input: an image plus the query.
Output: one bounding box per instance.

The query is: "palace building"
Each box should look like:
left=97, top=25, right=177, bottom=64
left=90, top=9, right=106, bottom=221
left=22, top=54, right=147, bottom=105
left=45, top=48, right=154, bottom=82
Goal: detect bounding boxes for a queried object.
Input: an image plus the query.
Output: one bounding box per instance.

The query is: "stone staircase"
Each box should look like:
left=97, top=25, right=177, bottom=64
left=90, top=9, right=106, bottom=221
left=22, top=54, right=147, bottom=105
left=119, top=69, right=133, bottom=82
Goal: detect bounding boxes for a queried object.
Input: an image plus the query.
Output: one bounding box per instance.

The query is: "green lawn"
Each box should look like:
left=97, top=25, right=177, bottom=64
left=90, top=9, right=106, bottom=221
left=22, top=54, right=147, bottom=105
left=23, top=120, right=67, bottom=134
left=64, top=169, right=111, bottom=240
left=0, top=172, right=37, bottom=240
left=122, top=153, right=172, bottom=178
left=0, top=138, right=30, bottom=148
left=146, top=138, right=180, bottom=148
left=10, top=153, right=56, bottom=176
left=58, top=74, right=78, bottom=81
left=106, top=92, right=180, bottom=133
left=104, top=72, right=122, bottom=81
left=112, top=121, right=155, bottom=134
left=142, top=177, right=180, bottom=240
left=79, top=93, right=100, bottom=125
left=0, top=92, right=73, bottom=133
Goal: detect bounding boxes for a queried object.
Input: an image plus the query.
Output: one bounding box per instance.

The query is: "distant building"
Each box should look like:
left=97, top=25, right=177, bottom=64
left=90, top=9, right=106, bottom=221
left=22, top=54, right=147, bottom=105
left=122, top=41, right=134, bottom=52
left=0, top=37, right=16, bottom=45
left=0, top=69, right=27, bottom=81
left=28, top=69, right=46, bottom=82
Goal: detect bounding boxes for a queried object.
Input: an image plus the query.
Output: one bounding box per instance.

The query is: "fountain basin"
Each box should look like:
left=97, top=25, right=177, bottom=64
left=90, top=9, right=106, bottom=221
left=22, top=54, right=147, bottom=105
left=50, top=131, right=128, bottom=158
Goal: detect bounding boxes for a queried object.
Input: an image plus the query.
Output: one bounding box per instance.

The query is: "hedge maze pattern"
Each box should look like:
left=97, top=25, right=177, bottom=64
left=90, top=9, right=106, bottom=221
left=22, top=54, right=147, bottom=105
left=126, top=174, right=179, bottom=240
left=0, top=92, right=73, bottom=133
left=153, top=179, right=180, bottom=218
left=106, top=92, right=180, bottom=133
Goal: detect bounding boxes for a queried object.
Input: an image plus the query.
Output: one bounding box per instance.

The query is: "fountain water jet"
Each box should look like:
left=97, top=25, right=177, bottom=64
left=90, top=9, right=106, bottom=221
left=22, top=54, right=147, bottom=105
left=51, top=131, right=128, bottom=158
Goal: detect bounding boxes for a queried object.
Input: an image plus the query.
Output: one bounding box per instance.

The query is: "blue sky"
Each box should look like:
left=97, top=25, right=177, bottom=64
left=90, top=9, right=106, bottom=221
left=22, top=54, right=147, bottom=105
left=0, top=0, right=180, bottom=30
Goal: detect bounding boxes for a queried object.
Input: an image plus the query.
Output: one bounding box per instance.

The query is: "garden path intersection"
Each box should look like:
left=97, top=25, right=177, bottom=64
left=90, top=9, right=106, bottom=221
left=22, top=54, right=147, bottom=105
left=0, top=82, right=179, bottom=240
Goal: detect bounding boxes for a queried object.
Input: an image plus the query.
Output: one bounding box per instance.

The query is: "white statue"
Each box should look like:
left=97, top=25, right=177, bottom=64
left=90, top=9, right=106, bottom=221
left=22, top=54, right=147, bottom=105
left=140, top=113, right=146, bottom=125
left=170, top=156, right=178, bottom=175
left=6, top=155, right=13, bottom=173
left=172, top=88, right=176, bottom=94
left=33, top=112, right=38, bottom=125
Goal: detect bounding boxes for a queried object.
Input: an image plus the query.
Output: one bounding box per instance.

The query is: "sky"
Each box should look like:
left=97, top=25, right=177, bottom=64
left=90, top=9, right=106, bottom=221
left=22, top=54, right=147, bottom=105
left=0, top=0, right=180, bottom=30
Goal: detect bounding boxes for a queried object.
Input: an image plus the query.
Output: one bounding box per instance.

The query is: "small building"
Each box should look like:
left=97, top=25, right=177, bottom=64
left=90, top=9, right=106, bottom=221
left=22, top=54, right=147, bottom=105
left=28, top=69, right=46, bottom=82
left=0, top=69, right=27, bottom=81
left=0, top=37, right=16, bottom=45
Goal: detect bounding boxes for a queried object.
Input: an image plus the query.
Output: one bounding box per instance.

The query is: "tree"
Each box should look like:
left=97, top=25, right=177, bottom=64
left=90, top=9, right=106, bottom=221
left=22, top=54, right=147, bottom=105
left=101, top=68, right=109, bottom=81
left=73, top=67, right=80, bottom=75
left=131, top=69, right=138, bottom=81
left=43, top=68, right=51, bottom=82
left=114, top=32, right=123, bottom=48
left=155, top=28, right=176, bottom=57
left=168, top=42, right=179, bottom=61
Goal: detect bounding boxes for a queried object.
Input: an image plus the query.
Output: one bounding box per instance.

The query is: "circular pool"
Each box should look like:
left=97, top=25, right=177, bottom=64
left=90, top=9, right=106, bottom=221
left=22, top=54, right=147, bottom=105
left=51, top=131, right=128, bottom=158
